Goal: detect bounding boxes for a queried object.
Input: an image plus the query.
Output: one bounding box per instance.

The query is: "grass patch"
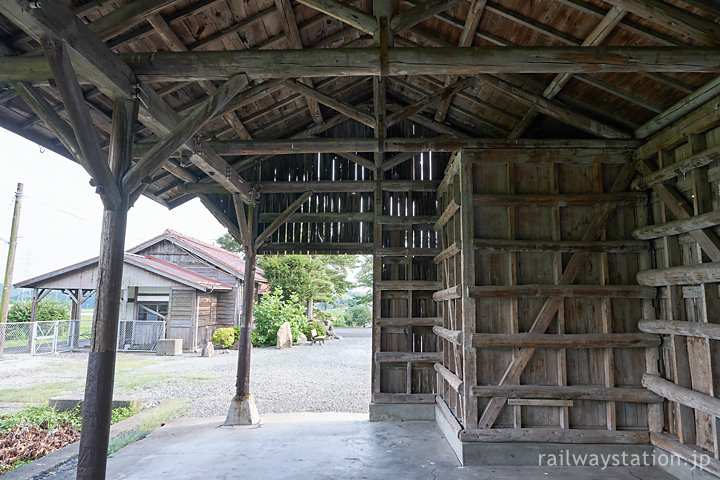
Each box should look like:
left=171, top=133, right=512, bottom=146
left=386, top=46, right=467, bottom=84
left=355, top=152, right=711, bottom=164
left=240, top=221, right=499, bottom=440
left=108, top=399, right=187, bottom=455
left=0, top=382, right=78, bottom=403
left=115, top=357, right=157, bottom=371
left=115, top=373, right=171, bottom=390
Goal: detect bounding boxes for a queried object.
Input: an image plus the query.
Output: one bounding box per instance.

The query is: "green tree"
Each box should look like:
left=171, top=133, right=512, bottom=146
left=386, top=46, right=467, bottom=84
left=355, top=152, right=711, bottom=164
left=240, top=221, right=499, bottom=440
left=7, top=299, right=70, bottom=323
left=216, top=233, right=242, bottom=253
left=252, top=289, right=307, bottom=346
left=345, top=305, right=372, bottom=327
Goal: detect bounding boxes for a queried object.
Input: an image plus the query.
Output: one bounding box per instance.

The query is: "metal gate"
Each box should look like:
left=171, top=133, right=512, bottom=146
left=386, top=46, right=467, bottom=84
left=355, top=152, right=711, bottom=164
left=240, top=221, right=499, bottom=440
left=117, top=320, right=166, bottom=352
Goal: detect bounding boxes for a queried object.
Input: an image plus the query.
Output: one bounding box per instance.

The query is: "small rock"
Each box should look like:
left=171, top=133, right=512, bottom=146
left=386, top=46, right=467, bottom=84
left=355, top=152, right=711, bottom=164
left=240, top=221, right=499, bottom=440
left=276, top=322, right=292, bottom=349
left=297, top=333, right=308, bottom=343
left=201, top=342, right=215, bottom=357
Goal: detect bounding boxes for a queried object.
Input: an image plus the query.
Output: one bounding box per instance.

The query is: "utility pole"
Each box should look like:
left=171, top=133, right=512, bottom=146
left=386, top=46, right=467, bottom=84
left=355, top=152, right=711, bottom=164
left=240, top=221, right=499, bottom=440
left=0, top=183, right=24, bottom=356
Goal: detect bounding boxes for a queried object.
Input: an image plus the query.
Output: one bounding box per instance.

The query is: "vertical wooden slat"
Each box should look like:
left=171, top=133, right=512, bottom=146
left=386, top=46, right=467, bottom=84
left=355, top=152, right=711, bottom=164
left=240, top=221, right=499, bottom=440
left=460, top=153, right=478, bottom=429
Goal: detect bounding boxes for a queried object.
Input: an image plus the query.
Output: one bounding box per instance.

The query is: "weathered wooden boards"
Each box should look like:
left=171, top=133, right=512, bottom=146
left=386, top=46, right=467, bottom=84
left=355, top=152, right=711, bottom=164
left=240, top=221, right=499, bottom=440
left=633, top=101, right=720, bottom=469
left=433, top=147, right=653, bottom=440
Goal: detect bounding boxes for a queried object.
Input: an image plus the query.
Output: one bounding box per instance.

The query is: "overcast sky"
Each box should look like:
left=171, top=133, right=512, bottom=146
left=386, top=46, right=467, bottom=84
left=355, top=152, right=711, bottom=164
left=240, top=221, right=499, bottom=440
left=0, top=128, right=227, bottom=282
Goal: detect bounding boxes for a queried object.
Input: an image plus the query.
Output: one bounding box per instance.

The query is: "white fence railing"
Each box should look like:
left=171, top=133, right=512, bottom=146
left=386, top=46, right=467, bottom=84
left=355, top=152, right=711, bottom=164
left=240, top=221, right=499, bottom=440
left=0, top=319, right=165, bottom=355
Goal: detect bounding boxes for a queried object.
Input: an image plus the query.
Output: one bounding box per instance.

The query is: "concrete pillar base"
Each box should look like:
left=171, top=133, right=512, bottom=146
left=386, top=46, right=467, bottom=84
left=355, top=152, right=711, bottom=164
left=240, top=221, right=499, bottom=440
left=224, top=394, right=260, bottom=425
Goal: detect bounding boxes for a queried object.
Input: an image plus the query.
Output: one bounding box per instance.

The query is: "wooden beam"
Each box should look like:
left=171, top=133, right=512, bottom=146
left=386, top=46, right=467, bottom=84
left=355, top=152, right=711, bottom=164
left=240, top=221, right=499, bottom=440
left=432, top=326, right=463, bottom=345
left=295, top=0, right=377, bottom=34
left=637, top=262, right=720, bottom=286
left=42, top=37, right=121, bottom=210
left=471, top=333, right=660, bottom=349
left=474, top=238, right=647, bottom=253
left=274, top=0, right=323, bottom=124
left=385, top=77, right=477, bottom=126
left=651, top=433, right=720, bottom=478
left=284, top=79, right=375, bottom=127
left=7, top=46, right=720, bottom=83
left=509, top=6, right=626, bottom=137
left=145, top=13, right=252, bottom=140
left=390, top=0, right=464, bottom=32
left=123, top=74, right=249, bottom=191
left=199, top=194, right=245, bottom=244
left=636, top=75, right=720, bottom=139
left=472, top=384, right=662, bottom=403
left=633, top=210, right=720, bottom=240
left=0, top=0, right=135, bottom=98
left=632, top=143, right=720, bottom=190
left=0, top=0, right=250, bottom=202
left=470, top=284, right=656, bottom=298
left=477, top=74, right=632, bottom=139
left=460, top=428, right=648, bottom=443
left=187, top=137, right=639, bottom=156
left=639, top=319, right=720, bottom=341
left=638, top=161, right=720, bottom=262
left=602, top=0, right=720, bottom=44
left=255, top=191, right=313, bottom=249
left=434, top=0, right=487, bottom=122
left=473, top=193, right=645, bottom=207
left=10, top=80, right=82, bottom=163
left=643, top=374, right=720, bottom=418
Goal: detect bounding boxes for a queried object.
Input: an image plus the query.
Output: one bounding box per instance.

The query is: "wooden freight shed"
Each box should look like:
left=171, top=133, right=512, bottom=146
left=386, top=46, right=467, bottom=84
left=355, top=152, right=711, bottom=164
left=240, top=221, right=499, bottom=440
left=0, top=0, right=719, bottom=478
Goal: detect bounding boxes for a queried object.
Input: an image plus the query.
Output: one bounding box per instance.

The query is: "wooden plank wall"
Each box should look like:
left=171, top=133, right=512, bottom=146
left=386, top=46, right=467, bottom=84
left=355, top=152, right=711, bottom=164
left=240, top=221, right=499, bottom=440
left=371, top=121, right=450, bottom=406
left=634, top=101, right=720, bottom=476
left=435, top=146, right=659, bottom=444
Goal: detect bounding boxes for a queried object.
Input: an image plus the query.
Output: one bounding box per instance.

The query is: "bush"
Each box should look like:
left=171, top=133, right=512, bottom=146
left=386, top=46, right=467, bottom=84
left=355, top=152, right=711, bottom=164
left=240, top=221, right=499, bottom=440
left=210, top=327, right=235, bottom=349
left=7, top=299, right=70, bottom=323
left=300, top=321, right=327, bottom=341
left=252, top=289, right=307, bottom=347
left=344, top=305, right=372, bottom=327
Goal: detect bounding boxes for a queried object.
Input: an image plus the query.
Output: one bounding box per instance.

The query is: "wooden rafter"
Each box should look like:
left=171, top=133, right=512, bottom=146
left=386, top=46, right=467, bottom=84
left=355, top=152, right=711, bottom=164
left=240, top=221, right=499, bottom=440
left=255, top=191, right=314, bottom=249
left=295, top=0, right=376, bottom=34
left=390, top=0, right=464, bottom=33
left=434, top=0, right=487, bottom=122
left=509, top=6, right=627, bottom=138
left=0, top=0, right=253, bottom=203
left=274, top=0, right=323, bottom=124
left=123, top=73, right=249, bottom=192
left=145, top=13, right=253, bottom=140
left=41, top=37, right=122, bottom=210
left=284, top=79, right=375, bottom=127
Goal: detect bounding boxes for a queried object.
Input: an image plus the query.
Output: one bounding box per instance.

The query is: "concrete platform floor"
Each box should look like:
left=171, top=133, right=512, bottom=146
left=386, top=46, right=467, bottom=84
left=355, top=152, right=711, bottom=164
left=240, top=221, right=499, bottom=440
left=53, top=414, right=678, bottom=480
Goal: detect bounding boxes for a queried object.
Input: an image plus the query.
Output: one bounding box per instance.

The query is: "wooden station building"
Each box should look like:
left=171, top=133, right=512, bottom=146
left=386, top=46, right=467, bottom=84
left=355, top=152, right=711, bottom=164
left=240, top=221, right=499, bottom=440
left=0, top=0, right=719, bottom=478
left=15, top=229, right=268, bottom=351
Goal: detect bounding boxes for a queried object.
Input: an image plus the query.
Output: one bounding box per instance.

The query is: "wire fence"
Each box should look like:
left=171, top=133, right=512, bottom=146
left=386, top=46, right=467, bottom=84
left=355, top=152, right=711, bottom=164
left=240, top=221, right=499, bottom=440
left=0, top=319, right=165, bottom=355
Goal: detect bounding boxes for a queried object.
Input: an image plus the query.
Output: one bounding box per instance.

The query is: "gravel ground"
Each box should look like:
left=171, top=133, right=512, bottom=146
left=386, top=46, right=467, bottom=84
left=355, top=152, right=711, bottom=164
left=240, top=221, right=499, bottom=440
left=0, top=328, right=371, bottom=417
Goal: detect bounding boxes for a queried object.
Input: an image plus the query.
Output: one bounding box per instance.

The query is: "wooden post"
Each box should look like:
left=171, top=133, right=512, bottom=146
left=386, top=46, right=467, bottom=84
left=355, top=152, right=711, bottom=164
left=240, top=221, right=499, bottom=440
left=76, top=98, right=137, bottom=480
left=226, top=202, right=260, bottom=425
left=0, top=182, right=23, bottom=357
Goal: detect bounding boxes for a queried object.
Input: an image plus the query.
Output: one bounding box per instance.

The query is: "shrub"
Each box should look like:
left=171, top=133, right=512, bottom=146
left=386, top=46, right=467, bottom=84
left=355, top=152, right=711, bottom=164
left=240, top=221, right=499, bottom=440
left=7, top=299, right=70, bottom=323
left=300, top=321, right=327, bottom=340
left=210, top=327, right=235, bottom=349
left=252, top=289, right=307, bottom=347
left=344, top=305, right=372, bottom=327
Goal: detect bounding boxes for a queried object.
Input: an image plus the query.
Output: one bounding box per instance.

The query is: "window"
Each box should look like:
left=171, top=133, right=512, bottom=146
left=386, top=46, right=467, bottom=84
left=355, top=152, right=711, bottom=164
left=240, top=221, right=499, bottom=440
left=137, top=303, right=168, bottom=321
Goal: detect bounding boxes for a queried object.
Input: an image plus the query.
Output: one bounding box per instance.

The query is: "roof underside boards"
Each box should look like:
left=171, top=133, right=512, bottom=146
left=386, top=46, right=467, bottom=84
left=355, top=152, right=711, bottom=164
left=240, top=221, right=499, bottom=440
left=0, top=0, right=717, bottom=209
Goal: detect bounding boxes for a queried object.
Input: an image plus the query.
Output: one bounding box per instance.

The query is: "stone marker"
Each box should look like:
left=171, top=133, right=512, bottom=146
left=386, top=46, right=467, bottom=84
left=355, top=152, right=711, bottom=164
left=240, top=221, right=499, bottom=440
left=201, top=342, right=215, bottom=357
left=49, top=395, right=142, bottom=412
left=156, top=338, right=182, bottom=355
left=276, top=322, right=292, bottom=349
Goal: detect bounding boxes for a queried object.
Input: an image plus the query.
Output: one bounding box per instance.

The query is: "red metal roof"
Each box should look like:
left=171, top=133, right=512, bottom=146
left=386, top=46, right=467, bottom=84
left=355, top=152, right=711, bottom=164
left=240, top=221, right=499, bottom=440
left=130, top=228, right=268, bottom=283
left=125, top=254, right=233, bottom=291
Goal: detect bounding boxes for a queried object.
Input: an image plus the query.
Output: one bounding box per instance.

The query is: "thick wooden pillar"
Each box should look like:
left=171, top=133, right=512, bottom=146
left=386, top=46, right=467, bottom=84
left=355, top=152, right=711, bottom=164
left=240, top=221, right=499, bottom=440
left=76, top=98, right=137, bottom=480
left=226, top=202, right=259, bottom=424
